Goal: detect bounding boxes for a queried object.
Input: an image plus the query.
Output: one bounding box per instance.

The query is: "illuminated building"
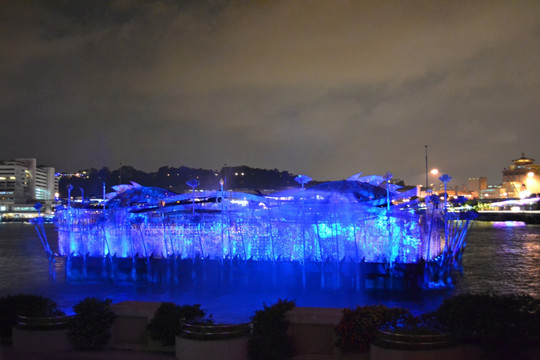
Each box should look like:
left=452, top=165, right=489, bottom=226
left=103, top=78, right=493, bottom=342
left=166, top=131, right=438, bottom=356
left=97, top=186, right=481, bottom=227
left=0, top=158, right=58, bottom=219
left=502, top=153, right=540, bottom=198
left=467, top=177, right=487, bottom=199
left=480, top=184, right=506, bottom=199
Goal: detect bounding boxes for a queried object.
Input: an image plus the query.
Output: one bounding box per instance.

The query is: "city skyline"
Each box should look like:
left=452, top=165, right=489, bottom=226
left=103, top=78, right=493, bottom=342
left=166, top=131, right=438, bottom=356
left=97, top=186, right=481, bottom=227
left=1, top=1, right=539, bottom=186
left=47, top=156, right=540, bottom=189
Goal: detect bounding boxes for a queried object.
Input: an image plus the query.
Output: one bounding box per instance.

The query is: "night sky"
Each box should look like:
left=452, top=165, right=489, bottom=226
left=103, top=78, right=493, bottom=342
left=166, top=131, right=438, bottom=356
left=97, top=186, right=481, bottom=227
left=1, top=0, right=539, bottom=187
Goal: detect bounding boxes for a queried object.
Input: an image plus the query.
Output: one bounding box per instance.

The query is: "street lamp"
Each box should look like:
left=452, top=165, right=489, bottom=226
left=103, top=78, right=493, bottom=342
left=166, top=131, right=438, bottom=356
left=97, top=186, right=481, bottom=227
left=439, top=174, right=452, bottom=210
left=219, top=177, right=225, bottom=209
left=186, top=179, right=200, bottom=215
left=67, top=184, right=73, bottom=208
left=294, top=175, right=312, bottom=190
left=383, top=172, right=393, bottom=212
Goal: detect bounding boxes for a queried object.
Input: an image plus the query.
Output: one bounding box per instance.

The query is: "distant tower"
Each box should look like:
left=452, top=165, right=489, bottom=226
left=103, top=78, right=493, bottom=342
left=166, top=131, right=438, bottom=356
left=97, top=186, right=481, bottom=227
left=467, top=177, right=487, bottom=199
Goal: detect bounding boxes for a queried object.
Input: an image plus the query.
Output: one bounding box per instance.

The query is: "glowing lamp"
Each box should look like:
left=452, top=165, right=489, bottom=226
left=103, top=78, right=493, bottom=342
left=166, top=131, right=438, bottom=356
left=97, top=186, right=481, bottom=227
left=294, top=175, right=312, bottom=190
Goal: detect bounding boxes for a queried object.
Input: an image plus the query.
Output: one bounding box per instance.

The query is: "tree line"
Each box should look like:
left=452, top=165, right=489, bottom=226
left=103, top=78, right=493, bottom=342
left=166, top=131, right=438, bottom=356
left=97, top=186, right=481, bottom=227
left=58, top=165, right=305, bottom=198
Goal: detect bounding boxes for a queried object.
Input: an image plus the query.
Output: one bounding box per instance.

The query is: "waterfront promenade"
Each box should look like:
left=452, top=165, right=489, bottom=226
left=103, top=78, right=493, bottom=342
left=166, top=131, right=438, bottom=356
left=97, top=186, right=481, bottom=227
left=0, top=346, right=175, bottom=360
left=477, top=210, right=540, bottom=224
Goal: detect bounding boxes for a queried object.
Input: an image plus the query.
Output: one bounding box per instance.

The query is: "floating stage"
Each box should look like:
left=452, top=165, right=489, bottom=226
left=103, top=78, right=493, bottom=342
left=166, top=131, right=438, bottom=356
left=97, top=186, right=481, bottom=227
left=63, top=256, right=431, bottom=291
left=43, top=175, right=477, bottom=290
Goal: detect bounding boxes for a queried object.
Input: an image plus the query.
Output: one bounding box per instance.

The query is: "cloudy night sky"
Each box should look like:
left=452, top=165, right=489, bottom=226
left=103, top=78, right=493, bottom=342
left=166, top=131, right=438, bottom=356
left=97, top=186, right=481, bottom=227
left=1, top=0, right=539, bottom=187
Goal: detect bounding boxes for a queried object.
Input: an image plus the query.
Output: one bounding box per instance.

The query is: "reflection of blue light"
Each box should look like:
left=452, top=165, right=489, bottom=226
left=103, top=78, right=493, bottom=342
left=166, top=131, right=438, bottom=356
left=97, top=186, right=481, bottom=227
left=492, top=221, right=526, bottom=228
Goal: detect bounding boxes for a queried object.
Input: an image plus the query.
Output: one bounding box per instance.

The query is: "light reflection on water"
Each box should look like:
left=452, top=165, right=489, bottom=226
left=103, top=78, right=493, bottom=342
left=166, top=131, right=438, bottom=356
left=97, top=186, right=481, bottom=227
left=0, top=221, right=539, bottom=322
left=457, top=221, right=540, bottom=298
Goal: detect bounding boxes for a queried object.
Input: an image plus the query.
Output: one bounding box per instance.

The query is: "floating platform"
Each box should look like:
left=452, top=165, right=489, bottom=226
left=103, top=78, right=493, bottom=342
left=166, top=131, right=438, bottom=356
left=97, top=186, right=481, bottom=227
left=46, top=177, right=476, bottom=290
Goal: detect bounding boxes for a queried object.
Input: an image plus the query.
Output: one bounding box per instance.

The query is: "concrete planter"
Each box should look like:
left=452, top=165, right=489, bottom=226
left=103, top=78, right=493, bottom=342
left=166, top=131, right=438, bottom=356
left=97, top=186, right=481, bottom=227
left=175, top=322, right=250, bottom=360
left=111, top=300, right=176, bottom=353
left=110, top=301, right=162, bottom=348
left=370, top=328, right=462, bottom=360
left=12, top=315, right=74, bottom=352
left=176, top=335, right=249, bottom=360
left=286, top=307, right=343, bottom=359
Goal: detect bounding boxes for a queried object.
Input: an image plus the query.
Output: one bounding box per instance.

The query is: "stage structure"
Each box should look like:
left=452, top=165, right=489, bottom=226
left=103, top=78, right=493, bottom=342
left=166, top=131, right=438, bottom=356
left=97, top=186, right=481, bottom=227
left=47, top=173, right=476, bottom=290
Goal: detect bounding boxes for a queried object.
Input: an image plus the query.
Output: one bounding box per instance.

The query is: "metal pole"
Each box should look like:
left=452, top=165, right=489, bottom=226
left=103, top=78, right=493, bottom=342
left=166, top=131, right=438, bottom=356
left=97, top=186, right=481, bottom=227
left=425, top=145, right=428, bottom=190
left=68, top=184, right=72, bottom=208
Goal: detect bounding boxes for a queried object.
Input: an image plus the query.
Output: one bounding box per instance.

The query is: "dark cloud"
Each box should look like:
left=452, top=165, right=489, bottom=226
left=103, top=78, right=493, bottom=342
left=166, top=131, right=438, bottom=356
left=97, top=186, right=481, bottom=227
left=1, top=0, right=539, bottom=187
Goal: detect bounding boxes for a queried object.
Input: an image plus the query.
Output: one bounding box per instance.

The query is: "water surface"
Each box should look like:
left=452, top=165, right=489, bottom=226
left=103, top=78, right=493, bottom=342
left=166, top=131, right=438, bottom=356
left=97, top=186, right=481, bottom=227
left=1, top=221, right=539, bottom=322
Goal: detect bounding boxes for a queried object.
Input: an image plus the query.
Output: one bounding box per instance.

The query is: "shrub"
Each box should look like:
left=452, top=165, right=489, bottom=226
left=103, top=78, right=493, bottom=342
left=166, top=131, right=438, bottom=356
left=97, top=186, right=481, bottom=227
left=0, top=294, right=64, bottom=339
left=248, top=298, right=296, bottom=360
left=431, top=292, right=540, bottom=345
left=67, top=297, right=115, bottom=350
left=335, top=305, right=414, bottom=353
left=146, top=303, right=210, bottom=346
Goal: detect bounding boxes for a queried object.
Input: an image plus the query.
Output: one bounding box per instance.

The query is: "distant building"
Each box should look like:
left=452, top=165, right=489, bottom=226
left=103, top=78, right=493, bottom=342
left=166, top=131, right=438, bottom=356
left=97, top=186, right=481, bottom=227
left=502, top=153, right=540, bottom=198
left=480, top=184, right=505, bottom=199
left=467, top=177, right=487, bottom=199
left=0, top=158, right=58, bottom=219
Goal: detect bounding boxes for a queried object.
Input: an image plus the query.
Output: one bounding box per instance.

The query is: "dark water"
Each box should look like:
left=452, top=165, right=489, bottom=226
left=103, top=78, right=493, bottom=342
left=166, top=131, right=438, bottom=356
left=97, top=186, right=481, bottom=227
left=1, top=221, right=539, bottom=322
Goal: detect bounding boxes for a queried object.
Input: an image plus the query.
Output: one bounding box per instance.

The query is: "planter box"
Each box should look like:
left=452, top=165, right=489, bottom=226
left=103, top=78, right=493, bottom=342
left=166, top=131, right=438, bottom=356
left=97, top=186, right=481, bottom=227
left=12, top=315, right=74, bottom=352
left=176, top=335, right=249, bottom=360
left=110, top=301, right=162, bottom=348
left=12, top=327, right=73, bottom=352
left=176, top=322, right=250, bottom=360
left=286, top=307, right=343, bottom=358
left=370, top=328, right=464, bottom=360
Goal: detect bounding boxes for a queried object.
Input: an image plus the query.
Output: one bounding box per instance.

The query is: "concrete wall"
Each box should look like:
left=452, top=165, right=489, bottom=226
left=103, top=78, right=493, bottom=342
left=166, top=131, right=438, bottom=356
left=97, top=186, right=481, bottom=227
left=286, top=307, right=343, bottom=359
left=176, top=336, right=249, bottom=360
left=12, top=327, right=73, bottom=352
left=110, top=301, right=162, bottom=348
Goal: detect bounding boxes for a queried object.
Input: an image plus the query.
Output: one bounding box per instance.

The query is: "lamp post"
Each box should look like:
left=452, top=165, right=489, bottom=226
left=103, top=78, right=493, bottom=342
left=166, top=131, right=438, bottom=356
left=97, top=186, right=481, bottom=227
left=383, top=172, right=393, bottom=212
left=186, top=179, right=200, bottom=215
left=294, top=174, right=312, bottom=190
left=425, top=145, right=428, bottom=190
left=439, top=174, right=452, bottom=211
left=67, top=184, right=73, bottom=209
left=294, top=174, right=312, bottom=288
left=219, top=178, right=225, bottom=262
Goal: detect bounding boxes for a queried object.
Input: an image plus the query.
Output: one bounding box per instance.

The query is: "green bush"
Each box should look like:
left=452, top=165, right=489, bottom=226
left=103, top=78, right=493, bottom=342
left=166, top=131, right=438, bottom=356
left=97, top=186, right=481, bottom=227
left=0, top=294, right=64, bottom=339
left=248, top=298, right=296, bottom=360
left=67, top=297, right=115, bottom=350
left=432, top=292, right=540, bottom=345
left=146, top=303, right=210, bottom=346
left=335, top=305, right=414, bottom=353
